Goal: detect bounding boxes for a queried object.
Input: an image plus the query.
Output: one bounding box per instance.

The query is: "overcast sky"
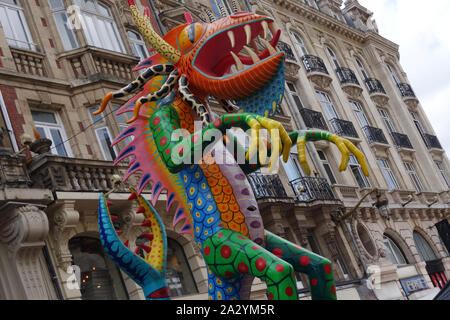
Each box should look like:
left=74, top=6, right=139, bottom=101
left=358, top=0, right=450, bottom=155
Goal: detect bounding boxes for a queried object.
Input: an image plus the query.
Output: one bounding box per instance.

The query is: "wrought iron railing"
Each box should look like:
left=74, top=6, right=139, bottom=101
left=330, top=118, right=359, bottom=138
left=362, top=126, right=389, bottom=145
left=247, top=173, right=289, bottom=200
left=335, top=67, right=360, bottom=85
left=299, top=108, right=329, bottom=131
left=397, top=83, right=416, bottom=98
left=277, top=41, right=298, bottom=62
left=391, top=132, right=414, bottom=149
left=290, top=177, right=336, bottom=202
left=423, top=134, right=443, bottom=150
left=302, top=55, right=329, bottom=74
left=365, top=78, right=387, bottom=95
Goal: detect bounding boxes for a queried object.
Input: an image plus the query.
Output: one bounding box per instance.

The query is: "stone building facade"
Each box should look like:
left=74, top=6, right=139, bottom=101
left=0, top=0, right=449, bottom=300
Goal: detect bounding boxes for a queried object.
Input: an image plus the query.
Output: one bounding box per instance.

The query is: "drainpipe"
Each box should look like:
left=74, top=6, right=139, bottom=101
left=147, top=0, right=166, bottom=35
left=284, top=91, right=328, bottom=179
left=341, top=219, right=368, bottom=278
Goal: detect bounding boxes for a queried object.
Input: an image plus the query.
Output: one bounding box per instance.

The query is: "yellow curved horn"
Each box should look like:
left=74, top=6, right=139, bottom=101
left=129, top=4, right=181, bottom=64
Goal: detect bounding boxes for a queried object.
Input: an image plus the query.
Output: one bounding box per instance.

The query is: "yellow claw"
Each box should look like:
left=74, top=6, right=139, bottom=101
left=329, top=135, right=350, bottom=172
left=296, top=136, right=311, bottom=175
left=343, top=139, right=369, bottom=176
left=269, top=128, right=280, bottom=172
left=259, top=118, right=292, bottom=164
left=94, top=92, right=113, bottom=115
left=246, top=118, right=261, bottom=162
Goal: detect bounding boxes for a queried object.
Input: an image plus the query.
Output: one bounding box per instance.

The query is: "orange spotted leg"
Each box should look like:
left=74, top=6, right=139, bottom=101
left=264, top=231, right=337, bottom=300
left=203, top=229, right=299, bottom=300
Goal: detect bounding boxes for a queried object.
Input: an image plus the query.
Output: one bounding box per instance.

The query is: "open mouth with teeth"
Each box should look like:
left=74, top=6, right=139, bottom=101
left=192, top=17, right=285, bottom=110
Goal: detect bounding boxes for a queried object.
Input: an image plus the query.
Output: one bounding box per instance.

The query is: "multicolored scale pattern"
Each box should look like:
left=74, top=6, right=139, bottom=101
left=98, top=188, right=170, bottom=300
left=203, top=229, right=298, bottom=300
left=97, top=2, right=345, bottom=301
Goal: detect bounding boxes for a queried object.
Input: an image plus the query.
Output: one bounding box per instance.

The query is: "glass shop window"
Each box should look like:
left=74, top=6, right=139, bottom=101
left=166, top=238, right=198, bottom=297
left=135, top=236, right=198, bottom=297
left=69, top=236, right=129, bottom=300
left=383, top=234, right=408, bottom=265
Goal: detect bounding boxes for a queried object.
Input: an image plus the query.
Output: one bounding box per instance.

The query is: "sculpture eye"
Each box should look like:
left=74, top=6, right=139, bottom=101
left=178, top=23, right=204, bottom=52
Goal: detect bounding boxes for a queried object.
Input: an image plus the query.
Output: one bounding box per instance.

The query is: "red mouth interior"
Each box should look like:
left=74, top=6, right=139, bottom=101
left=194, top=19, right=281, bottom=78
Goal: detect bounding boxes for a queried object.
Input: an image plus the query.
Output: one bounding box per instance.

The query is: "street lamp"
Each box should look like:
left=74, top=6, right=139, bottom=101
left=337, top=188, right=391, bottom=221
left=374, top=194, right=390, bottom=220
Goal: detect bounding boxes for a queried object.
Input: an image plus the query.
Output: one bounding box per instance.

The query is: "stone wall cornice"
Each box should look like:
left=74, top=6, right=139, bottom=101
left=269, top=0, right=399, bottom=53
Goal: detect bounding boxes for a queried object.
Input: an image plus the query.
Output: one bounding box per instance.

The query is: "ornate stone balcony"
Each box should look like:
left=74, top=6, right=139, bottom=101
left=29, top=155, right=140, bottom=193
left=365, top=78, right=389, bottom=106
left=363, top=126, right=390, bottom=158
left=422, top=133, right=445, bottom=159
left=247, top=173, right=289, bottom=200
left=330, top=118, right=359, bottom=140
left=391, top=132, right=414, bottom=150
left=397, top=83, right=419, bottom=109
left=59, top=47, right=139, bottom=86
left=0, top=153, right=32, bottom=189
left=363, top=126, right=389, bottom=145
left=335, top=67, right=363, bottom=98
left=299, top=108, right=329, bottom=131
left=277, top=41, right=301, bottom=80
left=302, top=55, right=333, bottom=89
left=391, top=132, right=415, bottom=161
left=10, top=47, right=47, bottom=77
left=290, top=177, right=336, bottom=203
left=422, top=134, right=443, bottom=150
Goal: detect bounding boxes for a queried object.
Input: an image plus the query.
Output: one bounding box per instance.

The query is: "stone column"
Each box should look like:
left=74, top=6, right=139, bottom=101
left=0, top=204, right=53, bottom=299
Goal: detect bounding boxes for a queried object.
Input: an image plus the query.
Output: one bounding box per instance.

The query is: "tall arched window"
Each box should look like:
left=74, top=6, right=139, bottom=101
left=127, top=30, right=148, bottom=61
left=73, top=0, right=125, bottom=53
left=325, top=46, right=341, bottom=70
left=69, top=236, right=129, bottom=300
left=355, top=58, right=369, bottom=80
left=290, top=31, right=308, bottom=57
left=0, top=0, right=35, bottom=50
left=386, top=63, right=401, bottom=85
left=413, top=231, right=438, bottom=262
left=48, top=0, right=79, bottom=50
left=383, top=234, right=408, bottom=265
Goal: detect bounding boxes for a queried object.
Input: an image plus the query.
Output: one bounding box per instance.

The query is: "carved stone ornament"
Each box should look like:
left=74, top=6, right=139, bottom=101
left=0, top=205, right=53, bottom=299
left=50, top=201, right=80, bottom=270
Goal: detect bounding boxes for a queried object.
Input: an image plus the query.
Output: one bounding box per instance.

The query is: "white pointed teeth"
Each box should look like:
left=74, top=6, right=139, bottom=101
left=268, top=22, right=276, bottom=37
left=230, top=51, right=244, bottom=71
left=243, top=46, right=260, bottom=64
left=244, top=25, right=252, bottom=45
left=261, top=21, right=269, bottom=39
left=227, top=31, right=235, bottom=48
left=261, top=38, right=277, bottom=56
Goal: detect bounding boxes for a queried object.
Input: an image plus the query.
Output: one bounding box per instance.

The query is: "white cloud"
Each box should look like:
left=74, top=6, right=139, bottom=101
left=359, top=0, right=450, bottom=155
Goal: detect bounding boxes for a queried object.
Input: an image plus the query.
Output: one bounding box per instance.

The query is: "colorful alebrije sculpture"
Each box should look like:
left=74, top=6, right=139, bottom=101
left=97, top=0, right=369, bottom=300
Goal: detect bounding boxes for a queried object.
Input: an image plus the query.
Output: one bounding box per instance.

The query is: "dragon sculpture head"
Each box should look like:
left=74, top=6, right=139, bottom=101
left=125, top=0, right=286, bottom=120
